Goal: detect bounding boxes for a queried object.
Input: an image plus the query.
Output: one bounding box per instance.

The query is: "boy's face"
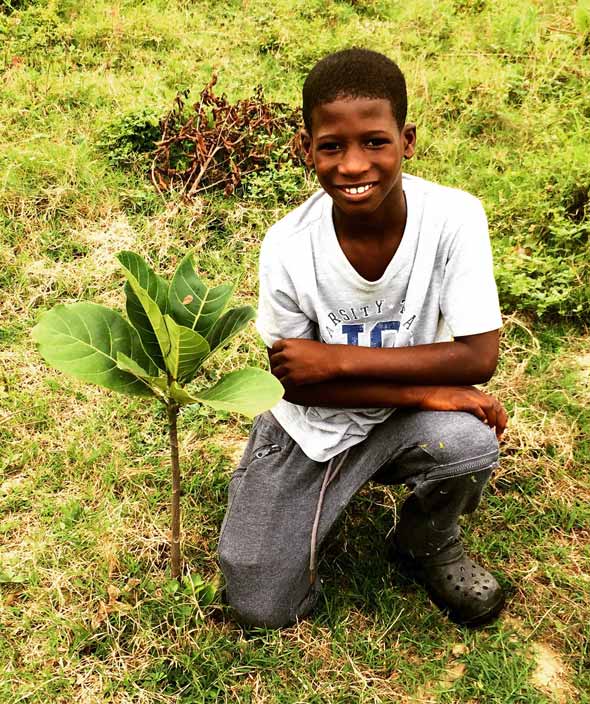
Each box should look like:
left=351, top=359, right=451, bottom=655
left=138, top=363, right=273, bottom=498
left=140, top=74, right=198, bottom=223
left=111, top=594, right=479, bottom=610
left=301, top=97, right=416, bottom=221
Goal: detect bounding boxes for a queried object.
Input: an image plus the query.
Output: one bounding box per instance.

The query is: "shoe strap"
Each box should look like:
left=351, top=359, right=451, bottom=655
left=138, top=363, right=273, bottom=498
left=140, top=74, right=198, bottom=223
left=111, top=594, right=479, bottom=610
left=416, top=540, right=465, bottom=567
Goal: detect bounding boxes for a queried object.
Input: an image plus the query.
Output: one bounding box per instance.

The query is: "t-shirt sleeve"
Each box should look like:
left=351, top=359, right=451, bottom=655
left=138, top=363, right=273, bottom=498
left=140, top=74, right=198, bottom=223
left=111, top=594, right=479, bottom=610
left=440, top=199, right=503, bottom=337
left=255, top=234, right=316, bottom=348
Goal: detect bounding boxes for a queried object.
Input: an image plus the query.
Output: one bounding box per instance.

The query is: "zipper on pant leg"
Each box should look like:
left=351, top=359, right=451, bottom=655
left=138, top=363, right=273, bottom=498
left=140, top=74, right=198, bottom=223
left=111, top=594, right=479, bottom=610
left=252, top=444, right=281, bottom=460
left=421, top=452, right=499, bottom=483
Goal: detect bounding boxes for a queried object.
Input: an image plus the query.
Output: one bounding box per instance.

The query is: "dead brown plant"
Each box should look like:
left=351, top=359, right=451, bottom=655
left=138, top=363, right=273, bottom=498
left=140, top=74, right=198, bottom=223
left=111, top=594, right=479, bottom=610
left=151, top=75, right=303, bottom=199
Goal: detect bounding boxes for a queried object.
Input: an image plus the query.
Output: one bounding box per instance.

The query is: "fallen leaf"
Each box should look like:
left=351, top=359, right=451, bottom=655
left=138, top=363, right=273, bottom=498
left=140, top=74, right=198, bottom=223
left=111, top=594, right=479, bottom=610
left=440, top=662, right=466, bottom=687
left=4, top=592, right=20, bottom=606
left=91, top=600, right=110, bottom=629
left=107, top=584, right=121, bottom=604
left=418, top=660, right=467, bottom=701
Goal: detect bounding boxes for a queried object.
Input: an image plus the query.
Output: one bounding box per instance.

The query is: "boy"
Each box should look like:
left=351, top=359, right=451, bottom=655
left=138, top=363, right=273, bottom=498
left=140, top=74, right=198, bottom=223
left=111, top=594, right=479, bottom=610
left=219, top=48, right=508, bottom=628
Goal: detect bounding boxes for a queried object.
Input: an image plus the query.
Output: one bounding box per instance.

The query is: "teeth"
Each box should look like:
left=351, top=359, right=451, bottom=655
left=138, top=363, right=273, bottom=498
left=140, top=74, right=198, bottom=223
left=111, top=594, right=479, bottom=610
left=344, top=184, right=372, bottom=195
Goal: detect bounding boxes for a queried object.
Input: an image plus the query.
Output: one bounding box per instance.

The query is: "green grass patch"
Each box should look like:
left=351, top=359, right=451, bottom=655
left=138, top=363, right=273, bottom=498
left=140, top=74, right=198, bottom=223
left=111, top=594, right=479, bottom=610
left=1, top=0, right=589, bottom=701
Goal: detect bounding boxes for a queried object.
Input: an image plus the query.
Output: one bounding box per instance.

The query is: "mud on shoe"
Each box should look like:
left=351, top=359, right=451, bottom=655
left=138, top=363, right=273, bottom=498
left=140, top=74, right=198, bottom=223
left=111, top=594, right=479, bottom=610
left=389, top=539, right=505, bottom=626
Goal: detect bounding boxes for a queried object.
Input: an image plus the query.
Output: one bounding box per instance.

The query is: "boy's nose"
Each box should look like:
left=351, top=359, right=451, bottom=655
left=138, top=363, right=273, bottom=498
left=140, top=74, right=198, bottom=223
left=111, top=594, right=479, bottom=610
left=338, top=145, right=370, bottom=177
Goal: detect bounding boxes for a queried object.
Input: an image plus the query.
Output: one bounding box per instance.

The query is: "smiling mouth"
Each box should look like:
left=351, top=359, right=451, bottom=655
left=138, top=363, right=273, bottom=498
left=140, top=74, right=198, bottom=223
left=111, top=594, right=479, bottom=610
left=337, top=183, right=375, bottom=196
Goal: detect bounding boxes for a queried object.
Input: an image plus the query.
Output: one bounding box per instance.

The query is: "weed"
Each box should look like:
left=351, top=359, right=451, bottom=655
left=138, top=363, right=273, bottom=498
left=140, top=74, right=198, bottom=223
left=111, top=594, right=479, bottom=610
left=99, top=108, right=162, bottom=169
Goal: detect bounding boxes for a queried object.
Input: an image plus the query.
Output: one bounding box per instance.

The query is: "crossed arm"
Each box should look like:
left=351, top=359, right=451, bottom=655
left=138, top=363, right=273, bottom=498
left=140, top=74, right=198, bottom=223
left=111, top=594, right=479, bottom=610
left=268, top=329, right=508, bottom=438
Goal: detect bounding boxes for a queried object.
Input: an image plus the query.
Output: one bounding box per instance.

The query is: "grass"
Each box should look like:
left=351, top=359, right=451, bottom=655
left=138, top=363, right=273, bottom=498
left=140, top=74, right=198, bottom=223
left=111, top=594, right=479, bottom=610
left=1, top=0, right=589, bottom=701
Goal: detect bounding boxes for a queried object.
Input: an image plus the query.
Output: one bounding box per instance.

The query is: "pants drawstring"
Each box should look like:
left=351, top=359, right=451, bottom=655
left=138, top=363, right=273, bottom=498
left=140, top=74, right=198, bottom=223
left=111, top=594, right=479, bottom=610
left=309, top=449, right=349, bottom=584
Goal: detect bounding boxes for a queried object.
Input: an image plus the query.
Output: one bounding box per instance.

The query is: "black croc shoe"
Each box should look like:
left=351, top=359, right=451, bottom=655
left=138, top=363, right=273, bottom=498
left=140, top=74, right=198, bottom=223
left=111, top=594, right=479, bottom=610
left=390, top=539, right=505, bottom=627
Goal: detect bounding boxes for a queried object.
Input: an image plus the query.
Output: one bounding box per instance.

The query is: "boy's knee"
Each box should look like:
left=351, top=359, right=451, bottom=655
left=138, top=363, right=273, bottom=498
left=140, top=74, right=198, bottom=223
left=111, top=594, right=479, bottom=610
left=219, top=549, right=317, bottom=628
left=228, top=593, right=294, bottom=629
left=405, top=414, right=499, bottom=519
left=223, top=578, right=317, bottom=629
left=426, top=411, right=499, bottom=469
left=467, top=415, right=499, bottom=460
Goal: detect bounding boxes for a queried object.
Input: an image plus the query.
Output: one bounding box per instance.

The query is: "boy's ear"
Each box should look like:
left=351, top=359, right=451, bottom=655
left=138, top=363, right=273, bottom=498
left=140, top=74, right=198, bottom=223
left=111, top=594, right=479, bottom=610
left=402, top=123, right=417, bottom=160
left=300, top=129, right=314, bottom=168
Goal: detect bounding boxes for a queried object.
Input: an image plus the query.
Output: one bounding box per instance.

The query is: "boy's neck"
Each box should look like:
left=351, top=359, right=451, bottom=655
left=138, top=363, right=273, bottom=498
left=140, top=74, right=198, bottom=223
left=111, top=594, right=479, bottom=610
left=331, top=190, right=408, bottom=282
left=332, top=188, right=407, bottom=242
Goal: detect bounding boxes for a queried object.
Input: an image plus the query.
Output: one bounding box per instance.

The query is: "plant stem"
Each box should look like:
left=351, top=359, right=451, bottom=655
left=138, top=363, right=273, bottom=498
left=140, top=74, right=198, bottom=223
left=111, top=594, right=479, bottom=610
left=167, top=402, right=181, bottom=579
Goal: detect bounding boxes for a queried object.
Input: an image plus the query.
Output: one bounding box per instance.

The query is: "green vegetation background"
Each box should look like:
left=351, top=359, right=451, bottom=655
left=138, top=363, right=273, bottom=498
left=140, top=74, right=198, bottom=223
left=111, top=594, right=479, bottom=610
left=1, top=0, right=589, bottom=702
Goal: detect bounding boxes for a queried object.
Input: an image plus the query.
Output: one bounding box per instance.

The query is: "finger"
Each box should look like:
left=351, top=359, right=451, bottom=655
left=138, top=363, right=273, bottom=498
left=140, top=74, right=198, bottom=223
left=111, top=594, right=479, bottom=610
left=484, top=402, right=498, bottom=433
left=466, top=403, right=488, bottom=424
left=272, top=365, right=305, bottom=387
left=270, top=339, right=285, bottom=354
left=269, top=349, right=286, bottom=366
left=489, top=401, right=501, bottom=437
left=495, top=403, right=508, bottom=439
left=270, top=363, right=288, bottom=380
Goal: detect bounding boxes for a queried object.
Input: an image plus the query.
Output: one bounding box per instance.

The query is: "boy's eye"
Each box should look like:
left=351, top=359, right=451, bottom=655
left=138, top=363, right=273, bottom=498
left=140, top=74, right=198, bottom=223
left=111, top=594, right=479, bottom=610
left=317, top=142, right=341, bottom=152
left=366, top=138, right=389, bottom=148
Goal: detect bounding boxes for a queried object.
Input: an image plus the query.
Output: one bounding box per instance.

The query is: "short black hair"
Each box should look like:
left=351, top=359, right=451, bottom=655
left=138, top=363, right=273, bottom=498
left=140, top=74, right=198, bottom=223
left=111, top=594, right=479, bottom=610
left=302, top=48, right=407, bottom=133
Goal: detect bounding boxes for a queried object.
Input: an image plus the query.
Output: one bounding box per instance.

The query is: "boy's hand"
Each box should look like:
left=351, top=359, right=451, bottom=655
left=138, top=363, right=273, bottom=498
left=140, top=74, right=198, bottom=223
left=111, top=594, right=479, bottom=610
left=419, top=386, right=507, bottom=439
left=269, top=339, right=340, bottom=386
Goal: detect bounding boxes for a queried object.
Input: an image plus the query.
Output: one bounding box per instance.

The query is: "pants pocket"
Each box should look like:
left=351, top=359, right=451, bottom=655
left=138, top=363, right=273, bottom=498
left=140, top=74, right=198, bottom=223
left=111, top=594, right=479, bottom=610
left=218, top=433, right=286, bottom=549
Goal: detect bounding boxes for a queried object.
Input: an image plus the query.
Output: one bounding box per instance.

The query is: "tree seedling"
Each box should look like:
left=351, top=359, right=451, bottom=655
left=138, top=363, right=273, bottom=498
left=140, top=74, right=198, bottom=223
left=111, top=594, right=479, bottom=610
left=32, top=251, right=283, bottom=579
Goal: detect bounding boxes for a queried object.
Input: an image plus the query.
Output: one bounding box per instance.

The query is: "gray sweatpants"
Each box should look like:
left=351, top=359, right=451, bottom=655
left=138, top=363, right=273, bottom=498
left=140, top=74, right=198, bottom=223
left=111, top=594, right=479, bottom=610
left=218, top=409, right=499, bottom=628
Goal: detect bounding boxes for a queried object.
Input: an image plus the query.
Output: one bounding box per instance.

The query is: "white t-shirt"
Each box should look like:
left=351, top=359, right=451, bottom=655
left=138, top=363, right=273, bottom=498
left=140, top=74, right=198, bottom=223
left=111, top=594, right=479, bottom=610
left=256, top=174, right=502, bottom=462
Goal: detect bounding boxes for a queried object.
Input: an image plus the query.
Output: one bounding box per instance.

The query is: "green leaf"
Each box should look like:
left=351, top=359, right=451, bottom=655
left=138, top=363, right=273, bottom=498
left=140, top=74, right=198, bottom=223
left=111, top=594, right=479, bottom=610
left=206, top=305, right=255, bottom=356
left=116, top=352, right=168, bottom=400
left=117, top=251, right=169, bottom=370
left=182, top=573, right=219, bottom=606
left=0, top=570, right=27, bottom=585
left=117, top=254, right=172, bottom=369
left=164, top=315, right=210, bottom=382
left=191, top=367, right=284, bottom=418
left=32, top=303, right=156, bottom=397
left=163, top=578, right=180, bottom=595
left=118, top=251, right=169, bottom=311
left=168, top=382, right=198, bottom=405
left=168, top=252, right=233, bottom=336
left=199, top=583, right=217, bottom=607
